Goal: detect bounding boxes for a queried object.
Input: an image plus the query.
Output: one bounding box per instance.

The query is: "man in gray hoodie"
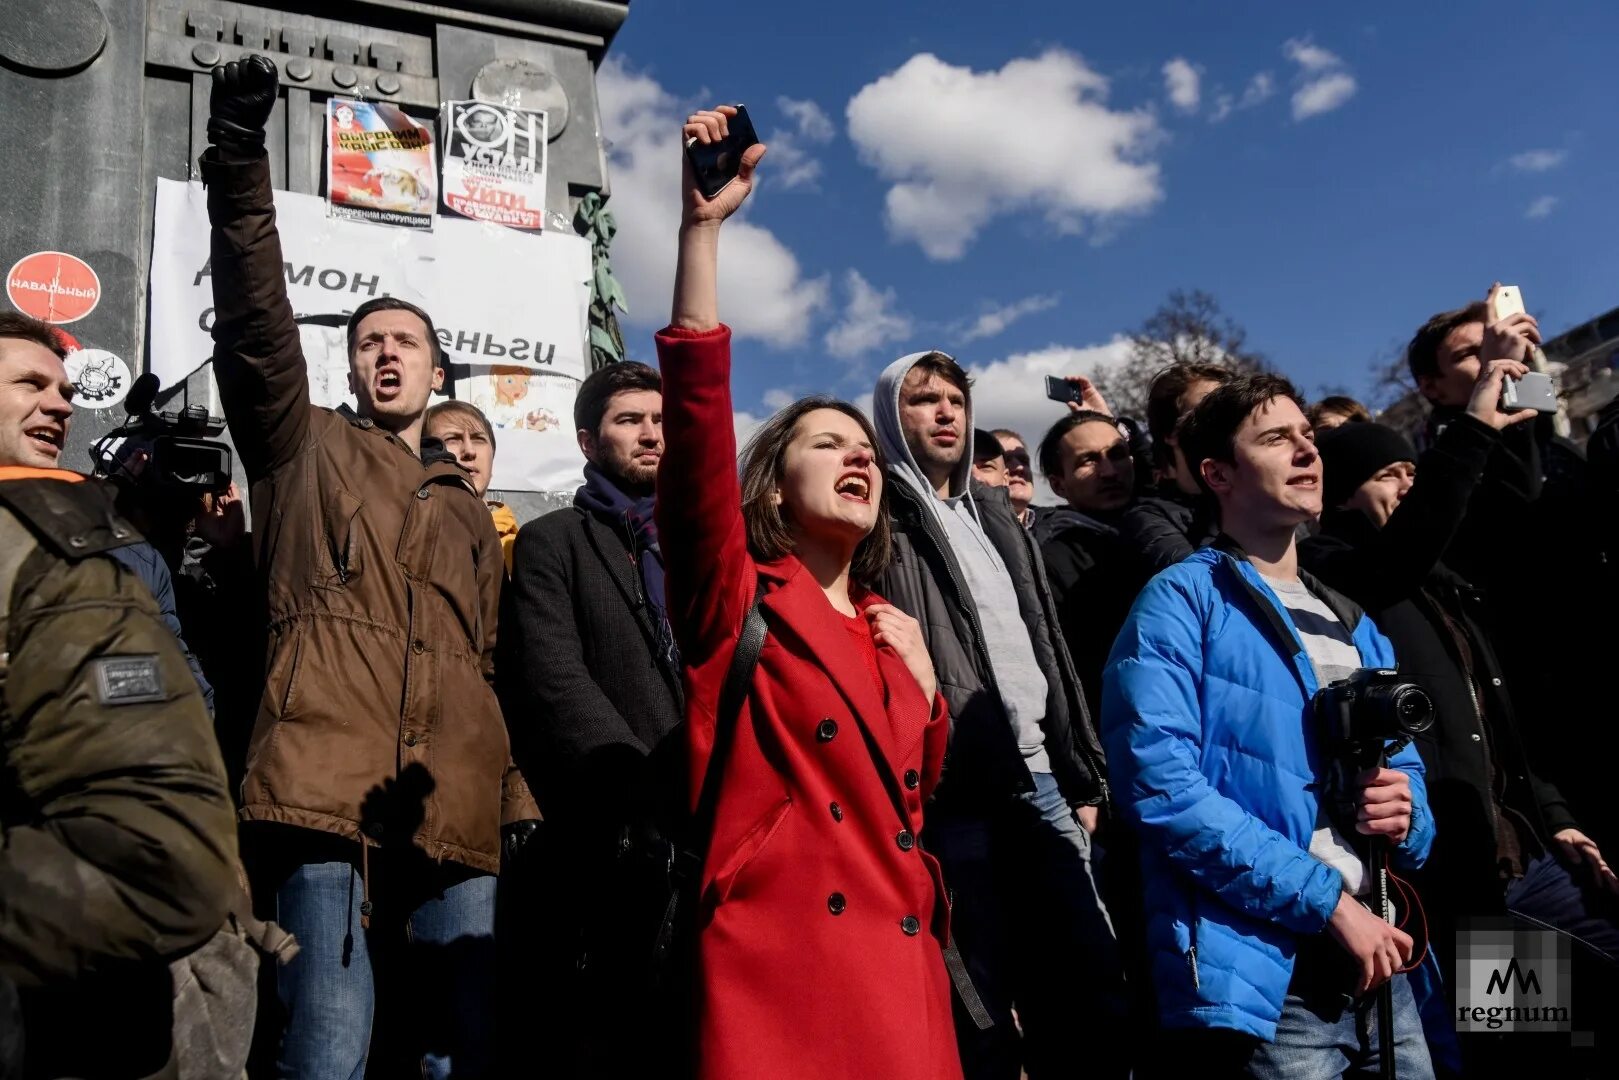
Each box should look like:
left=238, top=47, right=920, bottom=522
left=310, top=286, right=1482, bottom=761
left=872, top=351, right=1126, bottom=1079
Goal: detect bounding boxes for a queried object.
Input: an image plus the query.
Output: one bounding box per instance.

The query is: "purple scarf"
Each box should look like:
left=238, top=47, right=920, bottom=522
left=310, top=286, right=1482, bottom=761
left=575, top=463, right=676, bottom=666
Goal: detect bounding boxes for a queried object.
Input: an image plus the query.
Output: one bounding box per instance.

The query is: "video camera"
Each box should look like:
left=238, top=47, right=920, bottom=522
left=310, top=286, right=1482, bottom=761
left=90, top=372, right=233, bottom=492
left=1315, top=668, right=1434, bottom=767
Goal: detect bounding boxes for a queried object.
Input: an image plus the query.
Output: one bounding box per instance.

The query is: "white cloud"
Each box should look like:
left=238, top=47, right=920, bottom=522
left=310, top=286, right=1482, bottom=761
left=777, top=96, right=835, bottom=143
left=761, top=387, right=796, bottom=410
left=733, top=410, right=766, bottom=449
left=1283, top=38, right=1357, bottom=120
left=596, top=57, right=829, bottom=346
left=1283, top=38, right=1344, bottom=72
left=1209, top=72, right=1275, bottom=123
left=965, top=338, right=1135, bottom=502
left=1526, top=195, right=1559, bottom=220
left=957, top=293, right=1060, bottom=342
left=1509, top=149, right=1567, bottom=173
left=824, top=270, right=914, bottom=359
left=1291, top=73, right=1358, bottom=120
left=1162, top=57, right=1201, bottom=112
left=767, top=95, right=837, bottom=191
left=846, top=50, right=1163, bottom=261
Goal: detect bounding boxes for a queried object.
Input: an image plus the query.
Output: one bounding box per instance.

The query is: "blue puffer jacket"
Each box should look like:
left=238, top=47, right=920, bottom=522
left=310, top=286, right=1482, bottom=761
left=1101, top=545, right=1434, bottom=1041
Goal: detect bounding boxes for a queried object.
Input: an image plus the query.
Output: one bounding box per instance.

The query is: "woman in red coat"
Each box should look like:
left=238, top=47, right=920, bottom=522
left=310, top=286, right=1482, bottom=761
left=655, top=106, right=963, bottom=1080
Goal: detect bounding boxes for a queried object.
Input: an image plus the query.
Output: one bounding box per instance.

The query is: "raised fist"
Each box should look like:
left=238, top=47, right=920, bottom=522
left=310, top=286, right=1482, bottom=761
left=208, top=54, right=279, bottom=157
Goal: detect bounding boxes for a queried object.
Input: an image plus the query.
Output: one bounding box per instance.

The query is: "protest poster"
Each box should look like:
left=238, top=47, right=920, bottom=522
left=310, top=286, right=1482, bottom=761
left=441, top=100, right=549, bottom=231
left=148, top=178, right=592, bottom=493
left=327, top=98, right=437, bottom=231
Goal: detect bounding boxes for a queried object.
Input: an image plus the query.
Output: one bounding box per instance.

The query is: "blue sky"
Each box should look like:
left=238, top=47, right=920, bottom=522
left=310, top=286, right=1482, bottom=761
left=600, top=1, right=1619, bottom=455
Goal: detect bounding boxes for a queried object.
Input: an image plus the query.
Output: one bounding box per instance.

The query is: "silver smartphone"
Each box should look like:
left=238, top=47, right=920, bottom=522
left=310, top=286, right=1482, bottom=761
left=1488, top=285, right=1559, bottom=414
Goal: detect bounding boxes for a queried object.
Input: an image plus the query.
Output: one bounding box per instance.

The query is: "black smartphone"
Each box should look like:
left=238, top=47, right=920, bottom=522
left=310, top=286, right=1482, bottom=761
left=1045, top=375, right=1084, bottom=405
left=685, top=105, right=760, bottom=200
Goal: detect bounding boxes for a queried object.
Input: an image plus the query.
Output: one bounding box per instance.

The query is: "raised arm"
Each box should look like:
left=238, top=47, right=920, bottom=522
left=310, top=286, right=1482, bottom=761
left=654, top=108, right=768, bottom=659
left=1303, top=359, right=1529, bottom=609
left=200, top=56, right=311, bottom=481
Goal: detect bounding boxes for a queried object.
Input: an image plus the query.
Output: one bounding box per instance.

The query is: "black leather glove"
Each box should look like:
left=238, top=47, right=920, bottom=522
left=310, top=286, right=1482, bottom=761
left=208, top=54, right=279, bottom=158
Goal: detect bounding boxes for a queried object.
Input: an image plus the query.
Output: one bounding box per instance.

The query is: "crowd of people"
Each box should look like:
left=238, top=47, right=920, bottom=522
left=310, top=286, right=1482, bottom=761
left=3, top=56, right=1618, bottom=1080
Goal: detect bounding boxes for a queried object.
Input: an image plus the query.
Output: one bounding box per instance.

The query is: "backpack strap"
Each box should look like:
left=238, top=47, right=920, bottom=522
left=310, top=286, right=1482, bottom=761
left=690, top=585, right=768, bottom=859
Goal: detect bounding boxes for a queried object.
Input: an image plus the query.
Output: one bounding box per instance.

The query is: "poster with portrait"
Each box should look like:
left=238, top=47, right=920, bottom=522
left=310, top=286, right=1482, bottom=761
left=440, top=100, right=548, bottom=231
left=326, top=98, right=437, bottom=230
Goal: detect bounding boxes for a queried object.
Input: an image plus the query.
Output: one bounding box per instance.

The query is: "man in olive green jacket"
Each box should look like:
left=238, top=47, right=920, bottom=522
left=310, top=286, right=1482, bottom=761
left=0, top=313, right=238, bottom=1078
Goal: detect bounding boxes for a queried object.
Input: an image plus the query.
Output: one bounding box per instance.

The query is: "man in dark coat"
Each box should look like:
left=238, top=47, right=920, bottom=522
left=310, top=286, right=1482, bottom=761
left=873, top=351, right=1126, bottom=1079
left=1407, top=290, right=1619, bottom=848
left=1034, top=410, right=1147, bottom=714
left=499, top=361, right=684, bottom=1077
left=1303, top=369, right=1619, bottom=1072
left=1118, top=363, right=1228, bottom=573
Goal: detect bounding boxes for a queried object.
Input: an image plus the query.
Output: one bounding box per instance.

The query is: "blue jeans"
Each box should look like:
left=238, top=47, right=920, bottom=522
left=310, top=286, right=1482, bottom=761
left=272, top=852, right=497, bottom=1079
left=1246, top=973, right=1434, bottom=1080
left=926, top=770, right=1128, bottom=1080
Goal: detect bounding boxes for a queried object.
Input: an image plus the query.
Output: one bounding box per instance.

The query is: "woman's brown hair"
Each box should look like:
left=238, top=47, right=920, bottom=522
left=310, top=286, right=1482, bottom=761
left=740, top=395, right=893, bottom=584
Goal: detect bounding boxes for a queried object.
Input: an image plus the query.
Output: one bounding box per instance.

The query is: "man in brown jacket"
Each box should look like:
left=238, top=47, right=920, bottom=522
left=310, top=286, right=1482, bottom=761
left=204, top=56, right=517, bottom=1077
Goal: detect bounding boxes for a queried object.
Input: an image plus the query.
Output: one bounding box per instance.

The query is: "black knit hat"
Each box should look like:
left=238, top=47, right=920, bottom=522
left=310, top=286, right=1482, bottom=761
left=1316, top=422, right=1416, bottom=508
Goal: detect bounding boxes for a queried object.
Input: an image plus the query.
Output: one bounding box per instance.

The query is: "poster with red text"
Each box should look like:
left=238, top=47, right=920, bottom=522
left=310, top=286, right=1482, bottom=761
left=440, top=100, right=548, bottom=231
left=326, top=98, right=436, bottom=230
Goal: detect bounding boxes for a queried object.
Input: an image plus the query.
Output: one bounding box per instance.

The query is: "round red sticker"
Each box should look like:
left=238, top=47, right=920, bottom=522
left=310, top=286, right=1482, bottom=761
left=6, top=251, right=101, bottom=324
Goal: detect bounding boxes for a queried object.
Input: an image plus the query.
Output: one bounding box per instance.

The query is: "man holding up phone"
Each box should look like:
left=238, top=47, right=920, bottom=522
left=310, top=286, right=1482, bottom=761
left=1406, top=285, right=1619, bottom=851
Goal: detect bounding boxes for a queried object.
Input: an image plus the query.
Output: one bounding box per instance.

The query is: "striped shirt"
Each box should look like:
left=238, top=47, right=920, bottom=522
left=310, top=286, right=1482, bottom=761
left=1265, top=575, right=1369, bottom=896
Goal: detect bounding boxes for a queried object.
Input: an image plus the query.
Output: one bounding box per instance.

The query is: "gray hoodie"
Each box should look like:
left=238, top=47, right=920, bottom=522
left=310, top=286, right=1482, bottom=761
left=874, top=354, right=1051, bottom=772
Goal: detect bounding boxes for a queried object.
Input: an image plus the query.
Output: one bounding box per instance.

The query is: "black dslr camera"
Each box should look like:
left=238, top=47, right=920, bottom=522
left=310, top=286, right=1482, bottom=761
left=91, top=374, right=232, bottom=493
left=1314, top=668, right=1434, bottom=768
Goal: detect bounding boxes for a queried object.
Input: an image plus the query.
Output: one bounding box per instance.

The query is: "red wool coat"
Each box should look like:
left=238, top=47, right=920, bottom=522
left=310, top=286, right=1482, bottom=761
left=655, top=324, right=963, bottom=1080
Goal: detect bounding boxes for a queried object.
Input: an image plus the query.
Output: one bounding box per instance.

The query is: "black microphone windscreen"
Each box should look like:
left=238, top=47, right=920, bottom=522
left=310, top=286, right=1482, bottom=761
left=125, top=372, right=161, bottom=416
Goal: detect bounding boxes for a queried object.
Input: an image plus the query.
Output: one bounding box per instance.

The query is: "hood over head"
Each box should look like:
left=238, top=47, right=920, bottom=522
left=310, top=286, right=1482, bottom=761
left=874, top=352, right=977, bottom=518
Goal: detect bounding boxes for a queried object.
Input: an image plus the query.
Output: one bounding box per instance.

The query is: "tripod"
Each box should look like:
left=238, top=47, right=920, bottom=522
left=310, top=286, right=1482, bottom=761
left=1367, top=832, right=1396, bottom=1080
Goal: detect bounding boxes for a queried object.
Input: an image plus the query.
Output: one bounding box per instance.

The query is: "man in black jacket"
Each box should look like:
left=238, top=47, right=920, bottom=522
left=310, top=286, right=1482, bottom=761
left=1407, top=289, right=1619, bottom=847
left=1119, top=363, right=1227, bottom=573
left=499, top=362, right=684, bottom=1077
left=1302, top=364, right=1618, bottom=1070
left=1034, top=410, right=1147, bottom=715
left=872, top=351, right=1125, bottom=1080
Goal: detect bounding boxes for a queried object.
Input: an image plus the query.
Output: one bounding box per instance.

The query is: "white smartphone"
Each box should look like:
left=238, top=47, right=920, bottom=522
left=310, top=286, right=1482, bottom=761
left=1488, top=284, right=1558, bottom=414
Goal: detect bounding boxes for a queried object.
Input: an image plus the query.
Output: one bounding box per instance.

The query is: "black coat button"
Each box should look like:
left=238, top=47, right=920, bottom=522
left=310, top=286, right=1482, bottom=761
left=816, top=718, right=838, bottom=742
left=904, top=769, right=920, bottom=790
left=828, top=892, right=847, bottom=915
left=900, top=915, right=921, bottom=936
left=829, top=802, right=844, bottom=822
left=403, top=731, right=418, bottom=747
left=896, top=830, right=915, bottom=852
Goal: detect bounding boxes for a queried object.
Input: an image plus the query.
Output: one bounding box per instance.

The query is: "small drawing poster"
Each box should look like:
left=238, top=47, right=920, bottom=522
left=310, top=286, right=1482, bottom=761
left=326, top=98, right=437, bottom=230
left=440, top=100, right=548, bottom=231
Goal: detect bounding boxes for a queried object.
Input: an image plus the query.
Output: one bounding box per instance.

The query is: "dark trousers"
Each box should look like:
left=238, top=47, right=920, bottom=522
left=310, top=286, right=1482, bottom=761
left=926, top=773, right=1129, bottom=1080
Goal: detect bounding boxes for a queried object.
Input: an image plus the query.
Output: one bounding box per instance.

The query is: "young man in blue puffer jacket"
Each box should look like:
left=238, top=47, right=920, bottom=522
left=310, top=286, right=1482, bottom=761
left=1102, top=374, right=1436, bottom=1079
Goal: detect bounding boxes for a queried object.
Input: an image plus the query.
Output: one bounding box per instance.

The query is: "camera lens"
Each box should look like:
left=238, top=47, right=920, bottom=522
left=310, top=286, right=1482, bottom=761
left=1390, top=685, right=1434, bottom=735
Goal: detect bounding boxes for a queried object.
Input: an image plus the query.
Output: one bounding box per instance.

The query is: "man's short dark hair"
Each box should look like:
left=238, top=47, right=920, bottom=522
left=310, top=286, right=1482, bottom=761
left=1178, top=373, right=1306, bottom=496
left=425, top=400, right=496, bottom=454
left=1146, top=363, right=1235, bottom=468
left=906, top=351, right=973, bottom=399
left=347, top=297, right=443, bottom=366
left=1037, top=410, right=1118, bottom=481
left=0, top=312, right=69, bottom=361
left=1406, top=301, right=1487, bottom=384
left=573, top=361, right=662, bottom=436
